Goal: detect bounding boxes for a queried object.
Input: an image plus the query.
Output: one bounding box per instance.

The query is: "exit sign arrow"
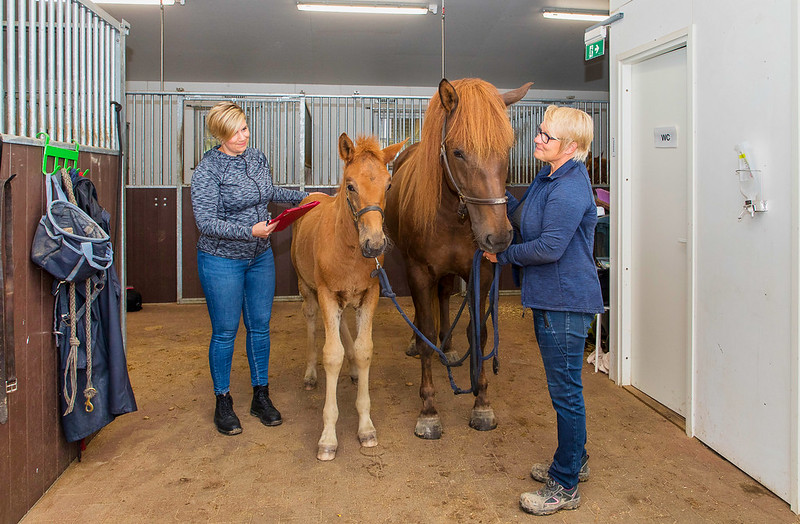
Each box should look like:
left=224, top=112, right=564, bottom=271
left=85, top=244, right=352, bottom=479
left=585, top=39, right=605, bottom=61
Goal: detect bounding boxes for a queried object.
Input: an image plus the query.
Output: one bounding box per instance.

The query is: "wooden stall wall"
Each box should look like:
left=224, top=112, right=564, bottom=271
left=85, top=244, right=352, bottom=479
left=0, top=137, right=122, bottom=524
left=125, top=188, right=178, bottom=303
left=178, top=187, right=412, bottom=303
left=134, top=185, right=524, bottom=306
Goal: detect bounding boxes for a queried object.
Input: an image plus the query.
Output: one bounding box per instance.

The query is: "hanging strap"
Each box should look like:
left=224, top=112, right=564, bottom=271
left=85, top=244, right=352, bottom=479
left=0, top=173, right=16, bottom=424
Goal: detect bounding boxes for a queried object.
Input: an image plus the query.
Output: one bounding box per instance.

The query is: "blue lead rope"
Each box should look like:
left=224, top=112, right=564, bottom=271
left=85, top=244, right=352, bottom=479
left=371, top=249, right=501, bottom=395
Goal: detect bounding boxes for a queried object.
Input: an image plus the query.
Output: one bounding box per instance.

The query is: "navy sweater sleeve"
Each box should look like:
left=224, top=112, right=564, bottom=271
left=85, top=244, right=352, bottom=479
left=498, top=178, right=585, bottom=267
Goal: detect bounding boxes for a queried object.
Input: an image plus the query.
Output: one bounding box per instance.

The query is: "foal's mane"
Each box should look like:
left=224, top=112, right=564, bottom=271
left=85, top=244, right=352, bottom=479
left=398, top=78, right=515, bottom=237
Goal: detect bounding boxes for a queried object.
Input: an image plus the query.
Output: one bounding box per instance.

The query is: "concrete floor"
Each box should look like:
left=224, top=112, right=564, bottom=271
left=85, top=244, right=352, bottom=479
left=21, top=297, right=800, bottom=523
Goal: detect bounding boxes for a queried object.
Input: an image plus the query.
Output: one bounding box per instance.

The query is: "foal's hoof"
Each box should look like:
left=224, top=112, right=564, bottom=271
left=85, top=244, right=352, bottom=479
left=303, top=379, right=316, bottom=391
left=469, top=408, right=497, bottom=431
left=405, top=342, right=420, bottom=358
left=359, top=431, right=378, bottom=448
left=414, top=416, right=443, bottom=439
left=317, top=445, right=337, bottom=461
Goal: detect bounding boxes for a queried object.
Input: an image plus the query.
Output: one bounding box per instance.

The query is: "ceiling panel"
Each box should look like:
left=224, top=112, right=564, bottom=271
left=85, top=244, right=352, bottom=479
left=102, top=0, right=610, bottom=92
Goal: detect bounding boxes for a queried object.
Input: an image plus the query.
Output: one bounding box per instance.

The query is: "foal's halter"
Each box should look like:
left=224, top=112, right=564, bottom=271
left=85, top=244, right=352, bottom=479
left=439, top=115, right=508, bottom=220
left=346, top=192, right=384, bottom=228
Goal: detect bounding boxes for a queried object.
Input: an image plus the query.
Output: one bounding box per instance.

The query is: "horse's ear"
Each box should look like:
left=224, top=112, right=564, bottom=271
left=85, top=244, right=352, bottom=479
left=382, top=138, right=408, bottom=165
left=502, top=82, right=534, bottom=106
left=338, top=133, right=355, bottom=163
left=438, top=78, right=459, bottom=114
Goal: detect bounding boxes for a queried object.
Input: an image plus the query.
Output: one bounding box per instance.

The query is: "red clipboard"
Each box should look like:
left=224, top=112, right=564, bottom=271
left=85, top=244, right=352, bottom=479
left=268, top=200, right=320, bottom=232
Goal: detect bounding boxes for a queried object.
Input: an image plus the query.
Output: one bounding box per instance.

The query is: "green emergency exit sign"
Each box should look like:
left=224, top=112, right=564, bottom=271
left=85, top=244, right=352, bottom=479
left=585, top=39, right=605, bottom=60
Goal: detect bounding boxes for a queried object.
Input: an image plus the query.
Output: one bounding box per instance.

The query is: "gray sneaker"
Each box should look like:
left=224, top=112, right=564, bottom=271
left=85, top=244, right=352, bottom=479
left=530, top=456, right=590, bottom=483
left=520, top=478, right=581, bottom=516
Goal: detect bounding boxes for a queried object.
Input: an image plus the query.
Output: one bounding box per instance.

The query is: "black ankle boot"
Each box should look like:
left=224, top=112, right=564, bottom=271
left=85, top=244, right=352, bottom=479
left=251, top=385, right=282, bottom=426
left=214, top=392, right=242, bottom=435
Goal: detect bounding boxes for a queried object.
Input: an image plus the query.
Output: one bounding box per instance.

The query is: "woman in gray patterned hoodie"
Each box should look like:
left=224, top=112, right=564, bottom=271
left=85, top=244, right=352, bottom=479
left=191, top=101, right=311, bottom=436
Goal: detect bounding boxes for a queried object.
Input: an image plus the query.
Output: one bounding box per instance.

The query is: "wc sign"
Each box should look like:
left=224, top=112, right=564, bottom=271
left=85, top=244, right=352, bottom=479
left=654, top=126, right=678, bottom=148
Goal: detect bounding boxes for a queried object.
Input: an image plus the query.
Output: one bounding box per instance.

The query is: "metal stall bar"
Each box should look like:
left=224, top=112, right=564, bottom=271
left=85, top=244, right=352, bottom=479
left=89, top=11, right=96, bottom=144
left=79, top=4, right=86, bottom=144
left=37, top=0, right=44, bottom=133
left=47, top=0, right=54, bottom=137
left=6, top=0, right=16, bottom=135
left=0, top=0, right=4, bottom=134
left=71, top=1, right=79, bottom=142
left=16, top=0, right=25, bottom=137
left=56, top=0, right=64, bottom=142
left=98, top=17, right=105, bottom=147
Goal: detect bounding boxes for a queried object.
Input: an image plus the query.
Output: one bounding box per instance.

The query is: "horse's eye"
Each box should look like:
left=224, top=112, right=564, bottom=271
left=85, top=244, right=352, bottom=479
left=453, top=149, right=464, bottom=159
left=347, top=184, right=356, bottom=192
left=386, top=183, right=392, bottom=192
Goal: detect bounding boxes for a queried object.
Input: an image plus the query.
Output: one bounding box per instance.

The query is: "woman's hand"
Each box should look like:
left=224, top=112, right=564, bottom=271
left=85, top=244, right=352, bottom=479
left=484, top=252, right=498, bottom=263
left=252, top=220, right=278, bottom=239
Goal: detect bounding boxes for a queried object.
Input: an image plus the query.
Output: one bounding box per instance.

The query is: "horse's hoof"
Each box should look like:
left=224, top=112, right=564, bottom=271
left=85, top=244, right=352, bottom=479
left=317, top=445, right=337, bottom=461
left=414, top=417, right=443, bottom=439
left=405, top=343, right=420, bottom=358
left=443, top=350, right=461, bottom=366
left=359, top=431, right=378, bottom=448
left=303, top=379, right=316, bottom=390
left=469, top=408, right=497, bottom=431
left=350, top=376, right=359, bottom=386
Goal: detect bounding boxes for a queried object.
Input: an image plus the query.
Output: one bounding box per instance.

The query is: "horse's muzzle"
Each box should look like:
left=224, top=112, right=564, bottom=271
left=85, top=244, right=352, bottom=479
left=479, top=228, right=513, bottom=254
left=361, top=237, right=387, bottom=258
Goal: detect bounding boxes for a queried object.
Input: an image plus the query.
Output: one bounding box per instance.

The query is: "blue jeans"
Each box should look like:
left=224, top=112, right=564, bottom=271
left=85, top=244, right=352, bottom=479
left=532, top=309, right=593, bottom=489
left=197, top=249, right=275, bottom=395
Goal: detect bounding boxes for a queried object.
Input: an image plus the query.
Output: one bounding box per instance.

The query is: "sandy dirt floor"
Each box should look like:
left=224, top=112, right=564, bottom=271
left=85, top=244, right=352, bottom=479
left=21, top=296, right=800, bottom=523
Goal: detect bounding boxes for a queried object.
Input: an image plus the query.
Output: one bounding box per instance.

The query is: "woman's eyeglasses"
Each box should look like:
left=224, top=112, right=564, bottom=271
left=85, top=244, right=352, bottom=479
left=536, top=125, right=560, bottom=144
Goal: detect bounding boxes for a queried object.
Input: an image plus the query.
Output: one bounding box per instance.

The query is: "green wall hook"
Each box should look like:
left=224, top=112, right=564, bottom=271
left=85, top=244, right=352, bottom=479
left=37, top=132, right=81, bottom=176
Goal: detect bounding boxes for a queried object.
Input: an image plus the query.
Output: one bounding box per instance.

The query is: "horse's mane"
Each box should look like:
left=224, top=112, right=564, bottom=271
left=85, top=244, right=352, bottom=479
left=398, top=78, right=515, bottom=237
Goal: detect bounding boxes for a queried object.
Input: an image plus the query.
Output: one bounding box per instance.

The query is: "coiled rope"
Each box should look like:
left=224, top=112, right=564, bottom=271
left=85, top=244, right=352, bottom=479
left=60, top=168, right=97, bottom=415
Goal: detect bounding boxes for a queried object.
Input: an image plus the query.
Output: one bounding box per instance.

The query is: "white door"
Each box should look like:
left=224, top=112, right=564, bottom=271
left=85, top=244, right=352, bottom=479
left=629, top=46, right=689, bottom=416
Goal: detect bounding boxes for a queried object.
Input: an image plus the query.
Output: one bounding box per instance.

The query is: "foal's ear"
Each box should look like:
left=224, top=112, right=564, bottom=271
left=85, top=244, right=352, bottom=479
left=338, top=133, right=355, bottom=163
left=438, top=78, right=459, bottom=114
left=382, top=138, right=408, bottom=165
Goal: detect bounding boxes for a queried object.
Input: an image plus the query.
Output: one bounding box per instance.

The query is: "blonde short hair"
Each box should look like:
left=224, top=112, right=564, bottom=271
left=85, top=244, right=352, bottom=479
left=543, top=105, right=593, bottom=163
left=206, top=101, right=247, bottom=143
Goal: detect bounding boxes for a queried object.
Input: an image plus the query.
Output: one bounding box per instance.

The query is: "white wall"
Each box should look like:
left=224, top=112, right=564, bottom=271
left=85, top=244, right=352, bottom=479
left=610, top=0, right=799, bottom=508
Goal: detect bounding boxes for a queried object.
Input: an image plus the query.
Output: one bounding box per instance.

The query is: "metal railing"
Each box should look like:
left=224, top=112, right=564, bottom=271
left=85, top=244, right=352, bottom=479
left=125, top=91, right=609, bottom=189
left=511, top=100, right=610, bottom=187
left=1, top=0, right=126, bottom=148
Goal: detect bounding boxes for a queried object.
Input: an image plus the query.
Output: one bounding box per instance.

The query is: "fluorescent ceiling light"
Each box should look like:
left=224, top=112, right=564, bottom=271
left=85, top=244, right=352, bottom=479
left=297, top=3, right=430, bottom=15
left=542, top=8, right=608, bottom=22
left=93, top=0, right=179, bottom=4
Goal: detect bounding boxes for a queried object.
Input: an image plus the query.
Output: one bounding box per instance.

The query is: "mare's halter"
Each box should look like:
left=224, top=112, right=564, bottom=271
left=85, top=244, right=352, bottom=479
left=346, top=192, right=384, bottom=229
left=439, top=115, right=508, bottom=220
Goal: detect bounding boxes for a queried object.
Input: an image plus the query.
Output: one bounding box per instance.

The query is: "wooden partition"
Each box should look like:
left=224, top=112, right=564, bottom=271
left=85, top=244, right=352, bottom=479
left=128, top=185, right=525, bottom=305
left=179, top=186, right=413, bottom=302
left=126, top=187, right=179, bottom=303
left=0, top=137, right=122, bottom=524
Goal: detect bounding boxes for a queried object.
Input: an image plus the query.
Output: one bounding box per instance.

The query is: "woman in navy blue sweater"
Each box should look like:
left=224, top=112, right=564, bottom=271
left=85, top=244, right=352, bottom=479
left=486, top=105, right=604, bottom=515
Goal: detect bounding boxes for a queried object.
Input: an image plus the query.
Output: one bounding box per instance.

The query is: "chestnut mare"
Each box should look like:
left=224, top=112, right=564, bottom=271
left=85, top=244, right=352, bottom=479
left=384, top=78, right=532, bottom=439
left=291, top=133, right=407, bottom=460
